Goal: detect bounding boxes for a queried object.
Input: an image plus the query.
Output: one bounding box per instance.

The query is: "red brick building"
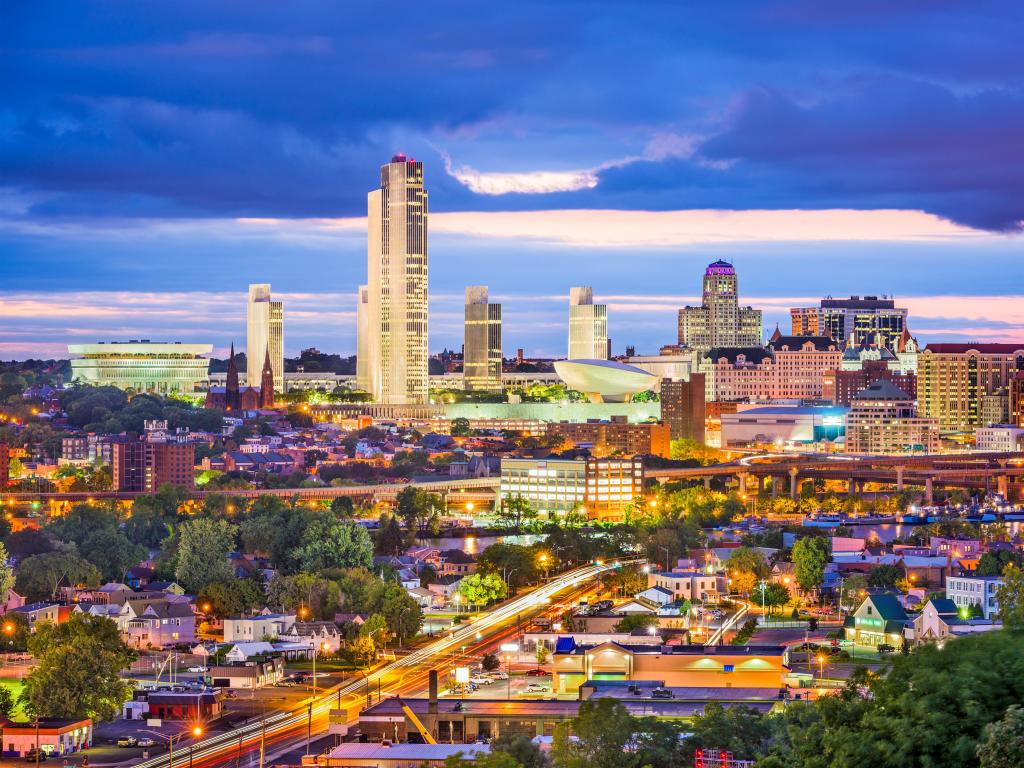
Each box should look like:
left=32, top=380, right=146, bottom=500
left=823, top=359, right=918, bottom=406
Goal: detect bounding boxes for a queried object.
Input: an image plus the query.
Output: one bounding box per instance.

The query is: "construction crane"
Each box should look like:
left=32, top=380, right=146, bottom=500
left=394, top=695, right=436, bottom=744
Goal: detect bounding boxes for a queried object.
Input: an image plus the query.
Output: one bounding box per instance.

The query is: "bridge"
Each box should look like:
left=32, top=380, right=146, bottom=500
left=2, top=476, right=500, bottom=508
left=648, top=452, right=1024, bottom=503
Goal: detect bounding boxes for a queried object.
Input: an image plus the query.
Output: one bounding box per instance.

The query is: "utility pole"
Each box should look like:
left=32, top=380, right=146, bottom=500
left=258, top=719, right=266, bottom=768
left=306, top=702, right=313, bottom=756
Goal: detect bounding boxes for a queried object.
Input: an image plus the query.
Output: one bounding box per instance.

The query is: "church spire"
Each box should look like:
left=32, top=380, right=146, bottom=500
left=260, top=348, right=275, bottom=408
left=226, top=341, right=240, bottom=410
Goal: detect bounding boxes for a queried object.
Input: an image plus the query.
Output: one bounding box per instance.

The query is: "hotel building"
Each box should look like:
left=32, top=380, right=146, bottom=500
left=463, top=286, right=502, bottom=392
left=678, top=261, right=762, bottom=353
left=499, top=456, right=643, bottom=521
left=364, top=155, right=429, bottom=404
left=843, top=380, right=939, bottom=454
left=246, top=284, right=284, bottom=393
left=917, top=344, right=1024, bottom=432
left=68, top=341, right=212, bottom=394
left=699, top=337, right=841, bottom=403
left=568, top=287, right=608, bottom=360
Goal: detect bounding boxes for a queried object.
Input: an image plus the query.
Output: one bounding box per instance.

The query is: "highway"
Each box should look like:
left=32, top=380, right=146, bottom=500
left=134, top=559, right=637, bottom=768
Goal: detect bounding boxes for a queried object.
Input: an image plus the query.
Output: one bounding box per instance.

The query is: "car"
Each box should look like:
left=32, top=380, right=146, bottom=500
left=651, top=687, right=674, bottom=699
left=524, top=668, right=548, bottom=677
left=187, top=666, right=206, bottom=673
left=796, top=642, right=820, bottom=652
left=525, top=683, right=549, bottom=693
left=469, top=676, right=492, bottom=685
left=24, top=749, right=47, bottom=762
left=485, top=671, right=508, bottom=680
left=877, top=643, right=896, bottom=654
left=277, top=679, right=297, bottom=687
left=137, top=738, right=156, bottom=748
left=117, top=737, right=138, bottom=748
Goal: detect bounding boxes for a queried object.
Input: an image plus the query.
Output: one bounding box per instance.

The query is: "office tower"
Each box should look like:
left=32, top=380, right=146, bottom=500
left=356, top=285, right=370, bottom=392
left=365, top=155, right=429, bottom=404
left=1011, top=373, right=1024, bottom=427
left=678, top=261, right=762, bottom=353
left=918, top=343, right=1024, bottom=432
left=247, top=284, right=284, bottom=393
left=568, top=286, right=608, bottom=360
left=661, top=375, right=706, bottom=444
left=463, top=286, right=502, bottom=392
left=790, top=296, right=908, bottom=349
left=844, top=380, right=939, bottom=454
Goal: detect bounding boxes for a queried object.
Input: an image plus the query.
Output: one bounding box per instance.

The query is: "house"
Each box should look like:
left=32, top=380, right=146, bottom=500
left=946, top=575, right=1004, bottom=620
left=396, top=568, right=421, bottom=591
left=123, top=601, right=196, bottom=648
left=911, top=598, right=1001, bottom=646
left=427, top=575, right=464, bottom=604
left=224, top=641, right=276, bottom=662
left=142, top=581, right=186, bottom=595
left=208, top=656, right=285, bottom=689
left=223, top=612, right=295, bottom=642
left=93, top=582, right=135, bottom=604
left=646, top=571, right=726, bottom=603
left=406, top=587, right=435, bottom=608
left=123, top=687, right=225, bottom=721
left=843, top=593, right=908, bottom=649
left=0, top=718, right=92, bottom=758
left=930, top=537, right=983, bottom=559
left=125, top=566, right=155, bottom=590
left=438, top=550, right=477, bottom=577
left=12, top=602, right=62, bottom=631
left=334, top=613, right=368, bottom=627
left=280, top=621, right=344, bottom=654
left=635, top=586, right=674, bottom=606
left=0, top=588, right=25, bottom=615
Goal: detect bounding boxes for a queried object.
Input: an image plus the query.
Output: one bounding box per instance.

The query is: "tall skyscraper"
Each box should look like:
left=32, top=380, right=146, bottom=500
left=365, top=155, right=428, bottom=404
left=568, top=286, right=608, bottom=360
left=355, top=285, right=370, bottom=392
left=463, top=286, right=502, bottom=392
left=246, top=284, right=283, bottom=392
left=678, top=261, right=762, bottom=353
left=790, top=296, right=908, bottom=348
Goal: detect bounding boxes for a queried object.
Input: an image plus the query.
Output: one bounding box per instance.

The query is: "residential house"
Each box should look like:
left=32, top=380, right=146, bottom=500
left=0, top=588, right=25, bottom=615
left=946, top=575, right=1004, bottom=620
left=911, top=598, right=1000, bottom=646
left=646, top=571, right=726, bottom=603
left=13, top=602, right=63, bottom=631
left=142, top=581, right=186, bottom=595
left=123, top=601, right=196, bottom=648
left=279, top=621, right=344, bottom=654
left=223, top=612, right=295, bottom=642
left=843, top=593, right=908, bottom=649
left=208, top=656, right=285, bottom=689
left=438, top=550, right=477, bottom=577
left=428, top=575, right=464, bottom=605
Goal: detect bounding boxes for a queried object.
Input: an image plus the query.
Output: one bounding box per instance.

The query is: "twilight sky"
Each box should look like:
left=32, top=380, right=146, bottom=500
left=2, top=1, right=1023, bottom=360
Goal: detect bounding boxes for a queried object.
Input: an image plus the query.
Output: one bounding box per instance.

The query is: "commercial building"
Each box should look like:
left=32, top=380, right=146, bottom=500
left=824, top=359, right=917, bottom=406
left=765, top=334, right=843, bottom=399
left=1011, top=372, right=1024, bottom=427
left=843, top=380, right=939, bottom=454
left=112, top=439, right=195, bottom=492
left=720, top=405, right=846, bottom=448
left=223, top=613, right=295, bottom=642
left=568, top=287, right=608, bottom=360
left=246, top=284, right=284, bottom=393
left=554, top=359, right=657, bottom=403
left=678, top=261, right=762, bottom=353
left=499, top=456, right=644, bottom=521
left=661, top=375, right=706, bottom=443
left=364, top=155, right=429, bottom=404
left=551, top=641, right=789, bottom=695
left=546, top=418, right=671, bottom=458
left=975, top=425, right=1024, bottom=452
left=68, top=341, right=212, bottom=394
left=356, top=285, right=370, bottom=392
left=917, top=344, right=1024, bottom=432
left=946, top=575, right=1004, bottom=620
left=0, top=719, right=92, bottom=759
left=790, top=296, right=908, bottom=349
left=699, top=337, right=841, bottom=403
left=625, top=350, right=697, bottom=385
left=843, top=593, right=908, bottom=649
left=463, top=286, right=502, bottom=392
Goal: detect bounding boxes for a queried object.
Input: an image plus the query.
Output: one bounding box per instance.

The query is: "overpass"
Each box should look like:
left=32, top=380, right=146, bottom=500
left=648, top=452, right=1024, bottom=503
left=2, top=476, right=500, bottom=508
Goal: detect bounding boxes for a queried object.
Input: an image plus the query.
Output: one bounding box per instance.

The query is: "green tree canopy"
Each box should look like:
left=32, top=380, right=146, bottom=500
left=292, top=516, right=373, bottom=572
left=15, top=551, right=101, bottom=601
left=791, top=536, right=831, bottom=592
left=174, top=517, right=236, bottom=593
left=995, top=565, right=1024, bottom=630
left=457, top=573, right=508, bottom=607
left=978, top=705, right=1024, bottom=768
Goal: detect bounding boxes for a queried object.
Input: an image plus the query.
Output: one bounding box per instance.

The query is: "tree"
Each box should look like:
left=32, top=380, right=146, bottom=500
left=727, top=546, right=770, bottom=595
left=330, top=496, right=355, bottom=517
left=536, top=643, right=550, bottom=666
left=266, top=573, right=341, bottom=619
left=613, top=614, right=659, bottom=633
left=0, top=541, right=14, bottom=600
left=450, top=417, right=471, bottom=437
left=481, top=652, right=500, bottom=671
left=380, top=584, right=422, bottom=645
left=867, top=563, right=902, bottom=590
left=490, top=732, right=545, bottom=768
left=375, top=516, right=405, bottom=557
left=978, top=705, right=1024, bottom=767
left=175, top=518, right=236, bottom=593
left=395, top=486, right=433, bottom=533
left=761, top=582, right=790, bottom=614
left=292, top=517, right=373, bottom=572
left=791, top=537, right=830, bottom=593
left=683, top=702, right=772, bottom=762
left=199, top=578, right=266, bottom=618
left=0, top=685, right=14, bottom=719
left=239, top=496, right=312, bottom=571
left=996, top=565, right=1024, bottom=630
left=458, top=573, right=508, bottom=607
left=20, top=614, right=136, bottom=721
left=477, top=543, right=540, bottom=589
left=976, top=550, right=1024, bottom=577
left=80, top=528, right=146, bottom=582
left=15, top=552, right=101, bottom=601
left=552, top=698, right=637, bottom=768
left=498, top=495, right=538, bottom=534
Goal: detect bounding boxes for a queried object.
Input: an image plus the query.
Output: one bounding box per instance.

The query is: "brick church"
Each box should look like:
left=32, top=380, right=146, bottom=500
left=205, top=343, right=275, bottom=410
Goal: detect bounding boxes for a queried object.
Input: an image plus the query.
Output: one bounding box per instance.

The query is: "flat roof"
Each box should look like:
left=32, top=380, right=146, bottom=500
left=326, top=743, right=489, bottom=760
left=69, top=342, right=213, bottom=355
left=361, top=697, right=775, bottom=720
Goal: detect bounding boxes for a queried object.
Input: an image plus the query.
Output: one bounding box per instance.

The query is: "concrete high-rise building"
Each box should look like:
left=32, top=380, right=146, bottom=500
left=1011, top=373, right=1024, bottom=427
left=247, top=284, right=284, bottom=393
left=661, top=375, right=706, bottom=444
left=463, top=286, right=502, bottom=392
left=112, top=439, right=195, bottom=492
left=844, top=380, right=939, bottom=455
left=365, top=155, right=429, bottom=404
left=918, top=344, right=1024, bottom=432
left=678, top=261, right=762, bottom=353
left=790, top=296, right=908, bottom=349
left=356, top=285, right=370, bottom=392
left=568, top=287, right=608, bottom=360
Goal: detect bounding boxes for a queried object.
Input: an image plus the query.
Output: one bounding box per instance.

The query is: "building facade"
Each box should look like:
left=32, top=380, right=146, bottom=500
left=365, top=155, right=429, bottom=404
left=699, top=338, right=841, bottom=403
left=790, top=296, right=907, bottom=349
left=824, top=359, right=918, bottom=406
left=720, top=405, right=846, bottom=448
left=1011, top=372, right=1024, bottom=427
left=678, top=261, right=762, bottom=352
left=463, top=286, right=502, bottom=392
left=500, top=456, right=643, bottom=520
left=112, top=439, right=195, bottom=492
left=917, top=344, right=1024, bottom=432
left=356, top=285, right=370, bottom=392
left=975, top=425, right=1024, bottom=452
left=568, top=287, right=608, bottom=360
left=246, top=284, right=284, bottom=393
left=660, top=375, right=706, bottom=443
left=843, top=380, right=939, bottom=454
left=68, top=341, right=212, bottom=394
left=946, top=575, right=1003, bottom=620
left=546, top=418, right=671, bottom=458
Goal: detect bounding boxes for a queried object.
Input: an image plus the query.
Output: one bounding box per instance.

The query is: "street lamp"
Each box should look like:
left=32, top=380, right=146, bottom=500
left=757, top=580, right=768, bottom=626
left=312, top=641, right=330, bottom=696
left=816, top=654, right=826, bottom=684
left=538, top=553, right=549, bottom=581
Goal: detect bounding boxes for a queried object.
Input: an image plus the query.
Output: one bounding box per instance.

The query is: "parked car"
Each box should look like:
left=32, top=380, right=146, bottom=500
left=24, top=749, right=47, bottom=762
left=187, top=666, right=206, bottom=673
left=877, top=643, right=896, bottom=655
left=651, top=687, right=674, bottom=699
left=524, top=668, right=548, bottom=677
left=137, top=738, right=156, bottom=748
left=486, top=671, right=508, bottom=680
left=117, top=737, right=138, bottom=747
left=469, top=676, right=492, bottom=685
left=525, top=683, right=549, bottom=693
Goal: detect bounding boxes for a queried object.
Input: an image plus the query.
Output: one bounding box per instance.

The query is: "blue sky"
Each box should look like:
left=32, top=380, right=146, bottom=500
left=2, top=1, right=1023, bottom=359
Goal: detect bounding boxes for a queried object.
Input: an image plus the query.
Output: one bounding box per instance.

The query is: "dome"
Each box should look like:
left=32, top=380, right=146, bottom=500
left=554, top=359, right=658, bottom=403
left=705, top=260, right=735, bottom=276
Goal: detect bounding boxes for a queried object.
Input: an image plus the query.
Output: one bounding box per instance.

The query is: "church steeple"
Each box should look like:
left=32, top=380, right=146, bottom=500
left=226, top=342, right=240, bottom=410
left=260, top=348, right=275, bottom=408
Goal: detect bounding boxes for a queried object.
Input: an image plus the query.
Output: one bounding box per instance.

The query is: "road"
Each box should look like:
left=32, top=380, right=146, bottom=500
left=133, top=559, right=637, bottom=768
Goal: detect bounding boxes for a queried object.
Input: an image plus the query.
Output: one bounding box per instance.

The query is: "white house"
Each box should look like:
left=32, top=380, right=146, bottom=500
left=223, top=611, right=296, bottom=642
left=635, top=586, right=674, bottom=606
left=646, top=571, right=726, bottom=602
left=911, top=598, right=1000, bottom=645
left=946, top=575, right=1003, bottom=620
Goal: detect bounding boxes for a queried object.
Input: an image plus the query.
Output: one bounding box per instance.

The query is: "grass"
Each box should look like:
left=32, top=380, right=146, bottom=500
left=0, top=677, right=26, bottom=719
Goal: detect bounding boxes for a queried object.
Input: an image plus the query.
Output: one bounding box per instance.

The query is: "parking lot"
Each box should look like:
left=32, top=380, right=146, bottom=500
left=440, top=667, right=557, bottom=700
